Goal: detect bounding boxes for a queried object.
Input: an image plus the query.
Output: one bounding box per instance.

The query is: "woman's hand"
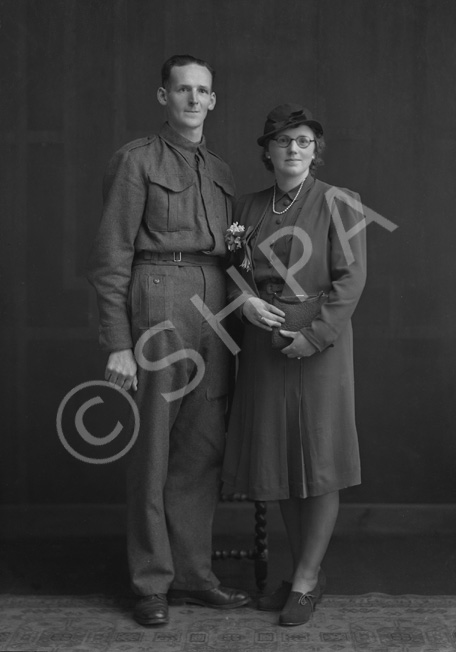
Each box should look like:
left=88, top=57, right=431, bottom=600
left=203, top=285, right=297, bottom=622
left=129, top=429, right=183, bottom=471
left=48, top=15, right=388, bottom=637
left=280, top=331, right=318, bottom=359
left=242, top=297, right=285, bottom=331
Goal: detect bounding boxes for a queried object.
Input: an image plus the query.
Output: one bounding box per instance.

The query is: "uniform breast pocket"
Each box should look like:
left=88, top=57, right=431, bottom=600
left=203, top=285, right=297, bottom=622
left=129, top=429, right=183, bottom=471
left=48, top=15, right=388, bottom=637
left=146, top=172, right=195, bottom=232
left=129, top=271, right=174, bottom=330
left=213, top=178, right=235, bottom=228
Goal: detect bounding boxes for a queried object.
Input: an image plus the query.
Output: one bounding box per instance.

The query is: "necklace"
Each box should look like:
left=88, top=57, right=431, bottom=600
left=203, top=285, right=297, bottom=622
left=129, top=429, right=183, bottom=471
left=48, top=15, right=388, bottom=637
left=272, top=176, right=306, bottom=215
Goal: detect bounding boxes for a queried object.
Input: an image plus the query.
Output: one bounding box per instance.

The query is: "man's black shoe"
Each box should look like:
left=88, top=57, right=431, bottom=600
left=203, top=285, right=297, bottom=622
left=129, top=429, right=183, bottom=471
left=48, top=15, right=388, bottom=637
left=168, top=585, right=250, bottom=609
left=134, top=594, right=169, bottom=626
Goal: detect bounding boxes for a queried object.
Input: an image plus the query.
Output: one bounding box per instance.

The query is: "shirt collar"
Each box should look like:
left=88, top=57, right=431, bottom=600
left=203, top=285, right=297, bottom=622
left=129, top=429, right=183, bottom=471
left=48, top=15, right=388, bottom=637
left=159, top=122, right=207, bottom=166
left=275, top=172, right=313, bottom=201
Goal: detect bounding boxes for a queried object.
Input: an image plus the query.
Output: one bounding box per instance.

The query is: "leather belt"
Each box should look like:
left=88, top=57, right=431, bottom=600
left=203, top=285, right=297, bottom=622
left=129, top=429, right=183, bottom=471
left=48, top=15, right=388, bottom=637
left=134, top=251, right=223, bottom=266
left=257, top=280, right=285, bottom=294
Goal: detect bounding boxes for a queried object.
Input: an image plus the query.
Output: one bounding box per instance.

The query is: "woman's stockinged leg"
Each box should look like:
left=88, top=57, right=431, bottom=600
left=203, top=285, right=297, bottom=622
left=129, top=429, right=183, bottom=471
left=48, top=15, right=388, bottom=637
left=279, top=491, right=339, bottom=594
left=279, top=498, right=303, bottom=580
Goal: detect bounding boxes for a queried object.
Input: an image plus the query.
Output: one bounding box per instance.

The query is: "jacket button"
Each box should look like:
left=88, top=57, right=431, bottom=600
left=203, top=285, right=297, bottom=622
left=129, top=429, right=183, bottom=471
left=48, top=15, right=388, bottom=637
left=153, top=278, right=160, bottom=284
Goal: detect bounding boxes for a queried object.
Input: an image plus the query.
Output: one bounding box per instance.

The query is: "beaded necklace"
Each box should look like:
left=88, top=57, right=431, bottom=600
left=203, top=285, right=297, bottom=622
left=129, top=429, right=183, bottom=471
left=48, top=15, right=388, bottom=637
left=272, top=176, right=306, bottom=215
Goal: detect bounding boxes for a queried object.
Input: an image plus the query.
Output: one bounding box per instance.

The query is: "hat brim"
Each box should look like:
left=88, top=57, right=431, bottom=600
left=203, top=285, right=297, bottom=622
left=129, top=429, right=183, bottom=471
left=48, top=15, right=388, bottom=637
left=257, top=119, right=324, bottom=146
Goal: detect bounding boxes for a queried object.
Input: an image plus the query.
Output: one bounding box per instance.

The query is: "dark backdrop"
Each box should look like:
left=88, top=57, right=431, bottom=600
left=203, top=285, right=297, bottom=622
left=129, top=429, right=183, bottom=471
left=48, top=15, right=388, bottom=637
left=1, top=0, right=456, bottom=519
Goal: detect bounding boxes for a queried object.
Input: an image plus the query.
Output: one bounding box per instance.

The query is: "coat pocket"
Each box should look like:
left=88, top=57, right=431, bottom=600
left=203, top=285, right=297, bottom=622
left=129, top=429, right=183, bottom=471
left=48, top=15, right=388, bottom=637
left=129, top=271, right=174, bottom=330
left=146, top=171, right=195, bottom=232
left=213, top=177, right=235, bottom=228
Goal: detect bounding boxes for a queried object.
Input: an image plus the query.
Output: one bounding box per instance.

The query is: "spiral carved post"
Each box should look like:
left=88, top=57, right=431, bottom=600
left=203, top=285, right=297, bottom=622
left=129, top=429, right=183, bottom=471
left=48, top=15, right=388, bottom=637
left=212, top=494, right=268, bottom=592
left=253, top=501, right=268, bottom=592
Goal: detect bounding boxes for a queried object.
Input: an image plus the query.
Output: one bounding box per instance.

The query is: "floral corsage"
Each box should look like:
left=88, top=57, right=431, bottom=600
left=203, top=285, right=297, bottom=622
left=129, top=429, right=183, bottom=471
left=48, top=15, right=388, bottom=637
left=225, top=222, right=252, bottom=271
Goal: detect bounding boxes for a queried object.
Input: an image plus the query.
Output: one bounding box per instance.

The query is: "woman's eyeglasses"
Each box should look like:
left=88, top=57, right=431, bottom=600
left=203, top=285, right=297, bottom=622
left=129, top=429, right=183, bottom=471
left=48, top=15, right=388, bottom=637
left=271, top=135, right=315, bottom=149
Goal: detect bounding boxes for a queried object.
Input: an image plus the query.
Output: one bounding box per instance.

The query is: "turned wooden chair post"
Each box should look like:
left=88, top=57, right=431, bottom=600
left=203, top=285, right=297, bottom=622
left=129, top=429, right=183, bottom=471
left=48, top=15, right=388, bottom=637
left=212, top=494, right=268, bottom=592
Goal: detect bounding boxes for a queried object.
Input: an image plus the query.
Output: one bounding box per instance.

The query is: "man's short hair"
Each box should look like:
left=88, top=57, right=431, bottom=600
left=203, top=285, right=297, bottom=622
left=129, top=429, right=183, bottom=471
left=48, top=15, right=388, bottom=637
left=161, top=54, right=216, bottom=88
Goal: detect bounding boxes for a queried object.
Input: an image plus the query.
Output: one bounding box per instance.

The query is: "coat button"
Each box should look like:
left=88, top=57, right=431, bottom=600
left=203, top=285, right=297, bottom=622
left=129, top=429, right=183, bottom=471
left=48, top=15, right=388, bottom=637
left=276, top=218, right=282, bottom=224
left=153, top=278, right=160, bottom=284
left=283, top=198, right=291, bottom=206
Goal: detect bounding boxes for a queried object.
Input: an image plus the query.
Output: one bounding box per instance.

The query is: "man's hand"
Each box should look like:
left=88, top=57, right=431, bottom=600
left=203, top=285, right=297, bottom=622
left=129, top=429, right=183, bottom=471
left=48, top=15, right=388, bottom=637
left=242, top=297, right=285, bottom=331
left=105, top=349, right=138, bottom=391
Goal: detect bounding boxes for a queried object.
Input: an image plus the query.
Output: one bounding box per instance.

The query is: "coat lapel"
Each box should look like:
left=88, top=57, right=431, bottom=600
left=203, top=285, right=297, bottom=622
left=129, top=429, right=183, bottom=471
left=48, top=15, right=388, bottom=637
left=282, top=176, right=316, bottom=296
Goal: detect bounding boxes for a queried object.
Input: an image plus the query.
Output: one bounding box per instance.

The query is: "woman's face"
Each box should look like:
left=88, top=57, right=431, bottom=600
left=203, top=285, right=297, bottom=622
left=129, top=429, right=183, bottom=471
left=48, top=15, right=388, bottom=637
left=267, top=124, right=316, bottom=183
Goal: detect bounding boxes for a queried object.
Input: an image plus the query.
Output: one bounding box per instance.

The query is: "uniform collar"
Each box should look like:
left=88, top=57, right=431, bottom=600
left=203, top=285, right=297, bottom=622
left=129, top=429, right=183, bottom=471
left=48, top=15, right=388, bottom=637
left=159, top=122, right=207, bottom=166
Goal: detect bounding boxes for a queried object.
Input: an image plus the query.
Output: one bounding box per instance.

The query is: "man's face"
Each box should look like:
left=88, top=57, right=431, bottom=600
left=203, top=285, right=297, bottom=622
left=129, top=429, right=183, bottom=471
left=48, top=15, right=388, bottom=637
left=157, top=64, right=216, bottom=137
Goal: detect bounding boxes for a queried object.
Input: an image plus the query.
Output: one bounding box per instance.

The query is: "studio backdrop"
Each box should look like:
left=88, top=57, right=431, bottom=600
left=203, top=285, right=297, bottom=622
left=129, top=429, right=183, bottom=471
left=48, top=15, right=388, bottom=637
left=1, top=0, right=456, bottom=536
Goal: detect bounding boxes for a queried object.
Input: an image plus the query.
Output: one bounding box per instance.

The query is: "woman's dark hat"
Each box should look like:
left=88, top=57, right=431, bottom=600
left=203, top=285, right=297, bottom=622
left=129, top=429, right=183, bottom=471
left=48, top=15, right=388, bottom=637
left=257, top=103, right=323, bottom=146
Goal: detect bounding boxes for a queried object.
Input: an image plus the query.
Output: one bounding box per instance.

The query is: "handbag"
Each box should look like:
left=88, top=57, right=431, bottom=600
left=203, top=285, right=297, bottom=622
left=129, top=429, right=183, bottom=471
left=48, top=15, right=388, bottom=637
left=271, top=291, right=328, bottom=350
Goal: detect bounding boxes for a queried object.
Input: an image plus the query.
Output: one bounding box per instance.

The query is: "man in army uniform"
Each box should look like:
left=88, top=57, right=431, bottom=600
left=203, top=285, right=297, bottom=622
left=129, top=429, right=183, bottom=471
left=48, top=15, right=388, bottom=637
left=88, top=54, right=249, bottom=626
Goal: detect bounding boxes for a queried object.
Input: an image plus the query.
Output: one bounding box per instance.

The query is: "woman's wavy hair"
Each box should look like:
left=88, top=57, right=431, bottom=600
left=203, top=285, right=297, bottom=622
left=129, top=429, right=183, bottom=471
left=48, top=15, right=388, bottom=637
left=261, top=128, right=325, bottom=176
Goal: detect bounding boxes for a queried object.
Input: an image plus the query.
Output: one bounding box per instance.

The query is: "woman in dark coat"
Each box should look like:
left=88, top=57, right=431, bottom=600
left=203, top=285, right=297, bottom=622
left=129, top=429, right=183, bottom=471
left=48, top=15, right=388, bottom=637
left=222, top=104, right=367, bottom=626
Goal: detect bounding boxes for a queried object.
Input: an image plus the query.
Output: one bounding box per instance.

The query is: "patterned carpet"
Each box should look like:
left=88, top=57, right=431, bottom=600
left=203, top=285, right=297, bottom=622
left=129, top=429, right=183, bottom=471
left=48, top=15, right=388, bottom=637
left=1, top=594, right=456, bottom=652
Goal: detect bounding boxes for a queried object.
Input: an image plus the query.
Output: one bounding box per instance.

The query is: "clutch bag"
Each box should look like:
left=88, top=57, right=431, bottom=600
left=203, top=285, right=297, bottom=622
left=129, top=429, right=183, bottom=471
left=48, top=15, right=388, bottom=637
left=271, top=291, right=328, bottom=350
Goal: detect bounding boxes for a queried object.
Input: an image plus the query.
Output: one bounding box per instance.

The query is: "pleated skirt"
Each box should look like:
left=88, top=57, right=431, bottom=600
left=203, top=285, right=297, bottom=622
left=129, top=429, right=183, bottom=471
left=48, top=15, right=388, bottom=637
left=221, top=321, right=361, bottom=500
